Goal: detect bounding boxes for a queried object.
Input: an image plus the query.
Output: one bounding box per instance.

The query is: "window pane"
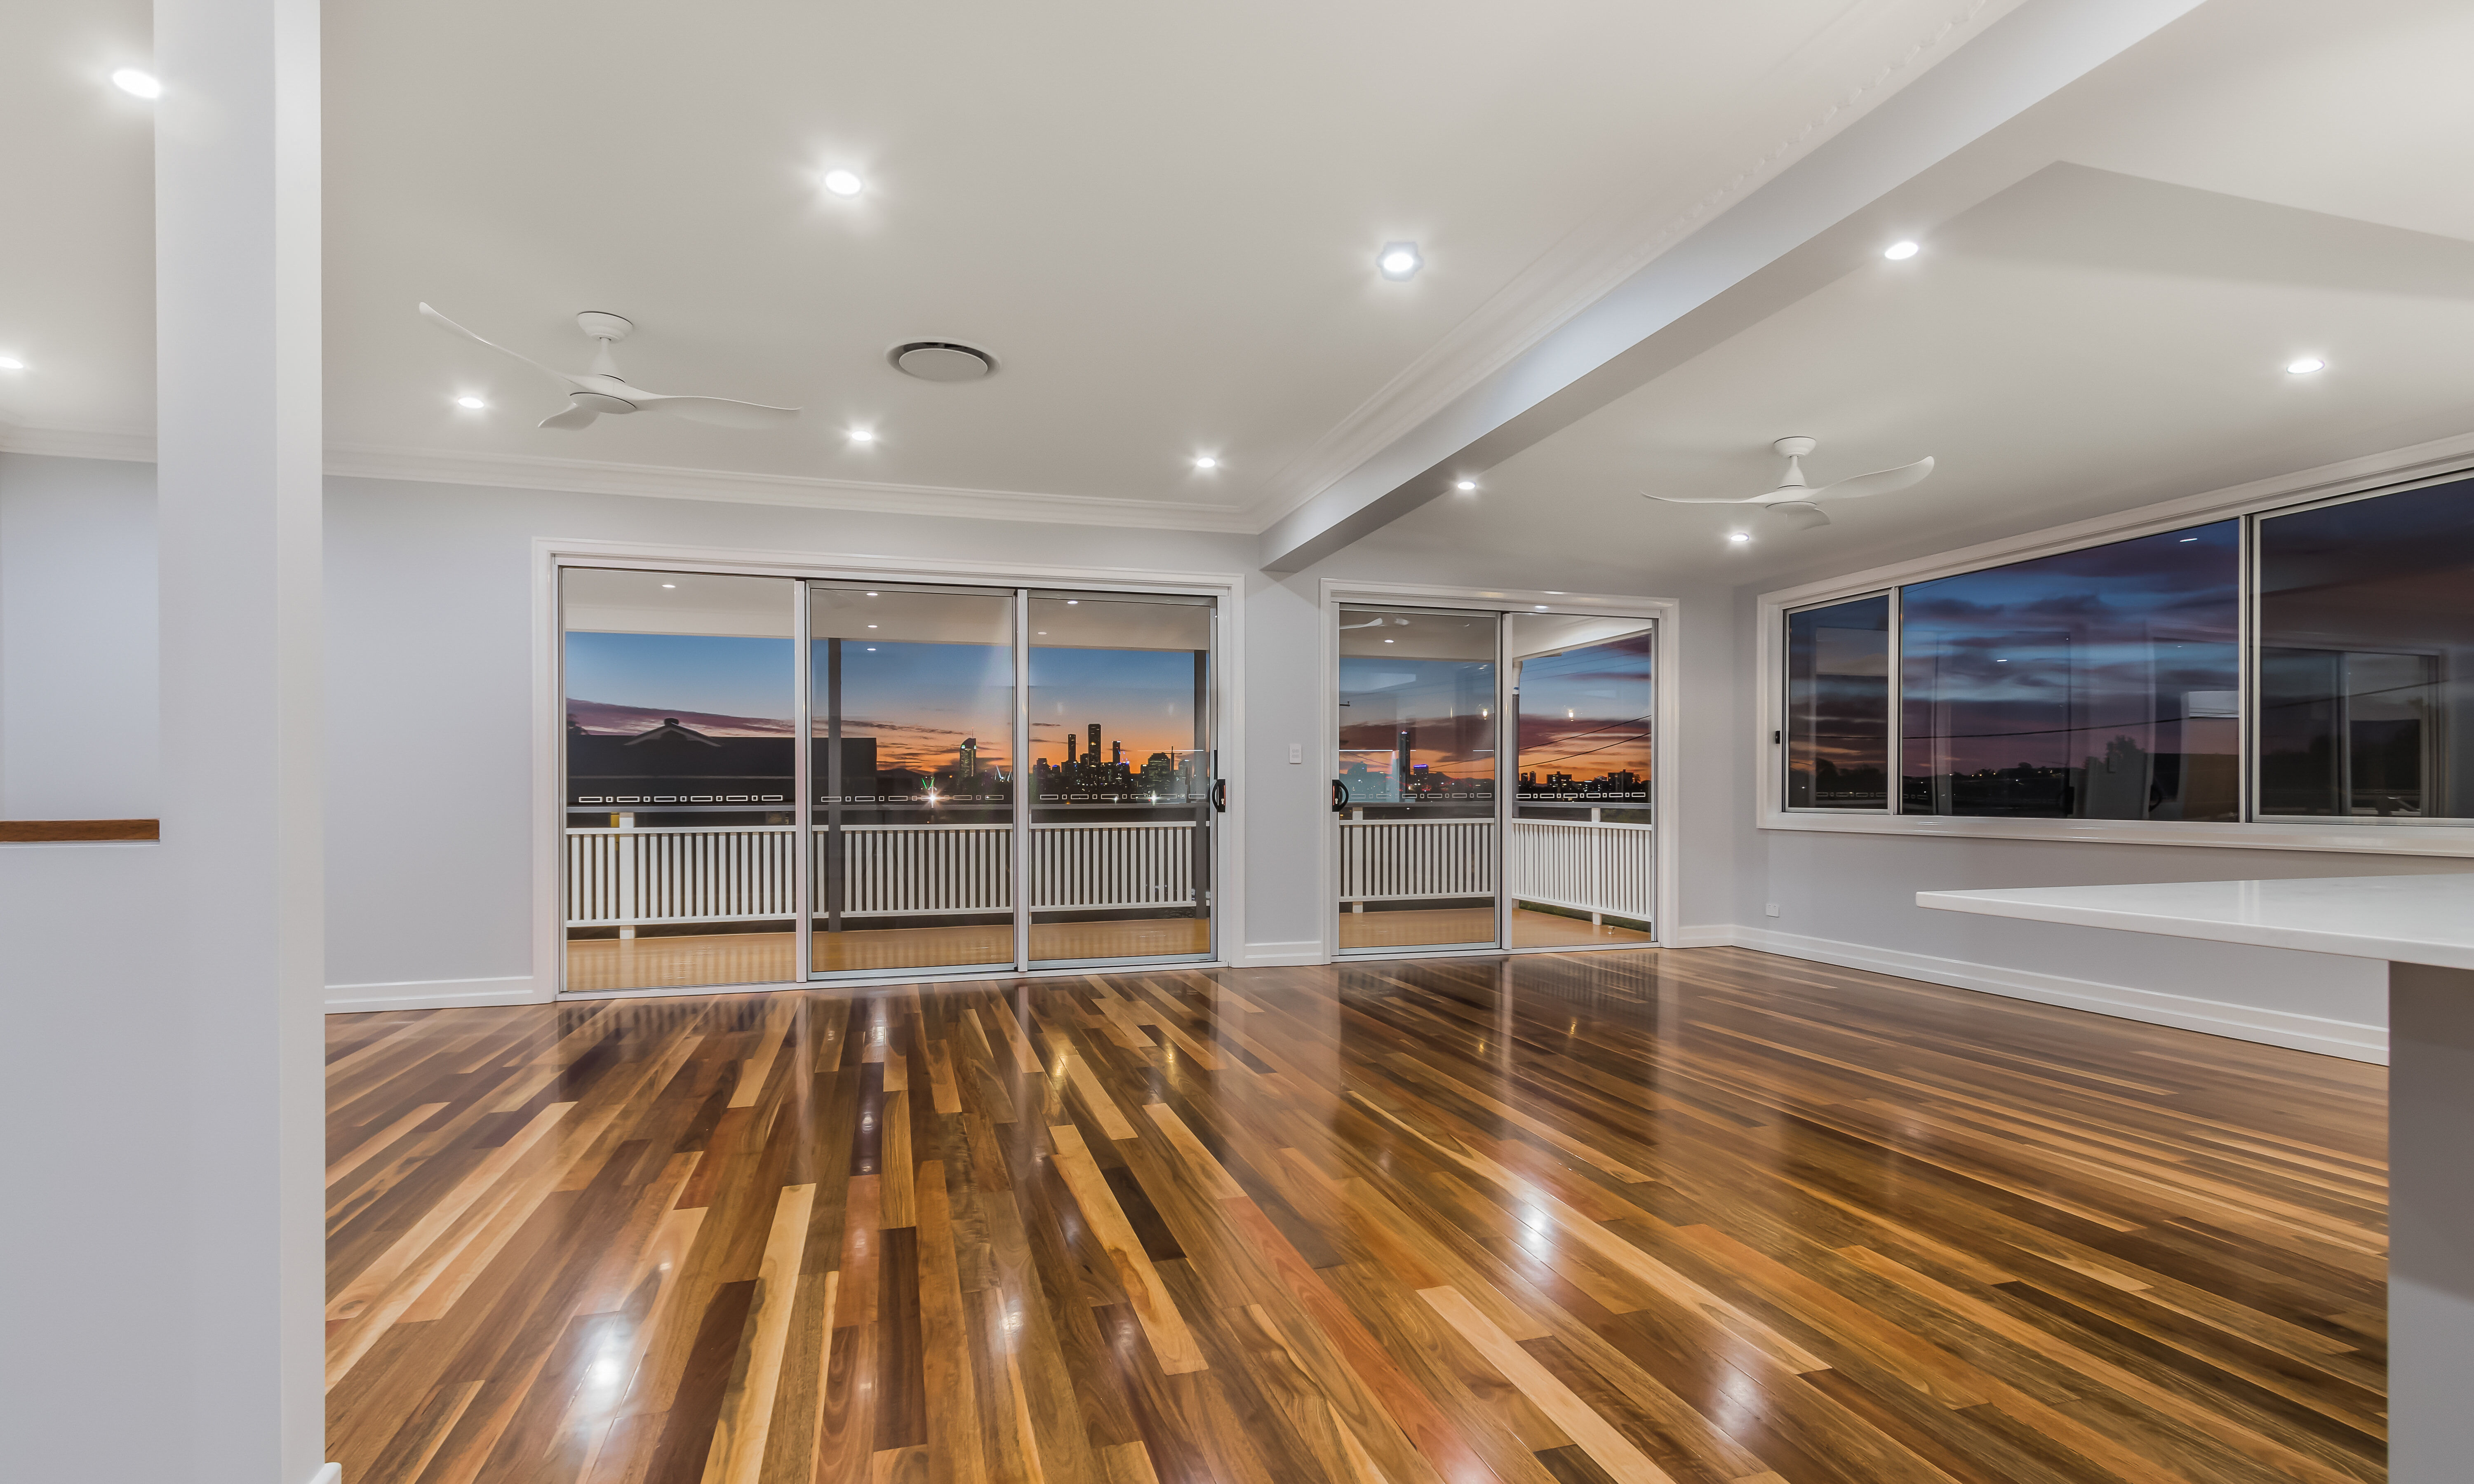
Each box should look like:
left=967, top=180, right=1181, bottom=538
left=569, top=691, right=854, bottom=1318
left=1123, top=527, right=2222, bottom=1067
left=1899, top=522, right=2239, bottom=819
left=561, top=569, right=796, bottom=991
left=1027, top=592, right=1215, bottom=965
left=1785, top=595, right=1889, bottom=809
left=2259, top=475, right=2474, bottom=819
left=1336, top=604, right=1498, bottom=952
left=809, top=583, right=1015, bottom=976
left=1508, top=613, right=1654, bottom=949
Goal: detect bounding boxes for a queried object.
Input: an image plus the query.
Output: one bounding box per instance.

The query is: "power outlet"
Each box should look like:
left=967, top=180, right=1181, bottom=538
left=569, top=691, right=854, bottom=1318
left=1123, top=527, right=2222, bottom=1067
left=1764, top=902, right=1782, bottom=918
left=1288, top=742, right=1303, bottom=764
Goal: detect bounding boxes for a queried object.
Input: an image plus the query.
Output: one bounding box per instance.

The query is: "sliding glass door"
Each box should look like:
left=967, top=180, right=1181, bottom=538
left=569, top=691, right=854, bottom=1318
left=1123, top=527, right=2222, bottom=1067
left=561, top=569, right=799, bottom=992
left=1026, top=592, right=1216, bottom=967
left=1331, top=601, right=1659, bottom=959
left=1507, top=612, right=1656, bottom=947
left=1334, top=605, right=1501, bottom=953
left=559, top=566, right=1219, bottom=993
left=809, top=583, right=1017, bottom=977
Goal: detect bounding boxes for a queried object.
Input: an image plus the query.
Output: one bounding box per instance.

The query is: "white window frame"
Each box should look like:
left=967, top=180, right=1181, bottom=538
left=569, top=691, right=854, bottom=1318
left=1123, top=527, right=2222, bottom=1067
left=534, top=536, right=1247, bottom=1001
left=1754, top=432, right=2474, bottom=857
left=1317, top=579, right=1681, bottom=961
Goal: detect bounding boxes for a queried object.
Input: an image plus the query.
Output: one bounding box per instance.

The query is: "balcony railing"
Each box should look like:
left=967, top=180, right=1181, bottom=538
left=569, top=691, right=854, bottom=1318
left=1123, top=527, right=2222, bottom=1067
left=568, top=815, right=1651, bottom=931
left=567, top=821, right=1198, bottom=928
left=1505, top=817, right=1655, bottom=922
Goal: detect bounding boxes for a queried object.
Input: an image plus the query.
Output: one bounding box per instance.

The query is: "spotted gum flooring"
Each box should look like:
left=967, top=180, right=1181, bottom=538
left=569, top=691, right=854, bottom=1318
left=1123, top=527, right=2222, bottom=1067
left=325, top=946, right=2388, bottom=1484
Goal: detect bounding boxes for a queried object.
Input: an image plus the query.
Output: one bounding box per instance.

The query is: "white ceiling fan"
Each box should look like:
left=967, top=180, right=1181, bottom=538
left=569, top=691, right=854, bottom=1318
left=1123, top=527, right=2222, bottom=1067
left=1644, top=436, right=1934, bottom=530
left=419, top=303, right=802, bottom=431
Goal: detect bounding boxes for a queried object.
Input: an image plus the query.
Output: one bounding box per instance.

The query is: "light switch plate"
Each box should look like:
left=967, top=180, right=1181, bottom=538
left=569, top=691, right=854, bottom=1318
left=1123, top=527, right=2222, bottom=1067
left=1765, top=902, right=1782, bottom=918
left=1288, top=743, right=1302, bottom=764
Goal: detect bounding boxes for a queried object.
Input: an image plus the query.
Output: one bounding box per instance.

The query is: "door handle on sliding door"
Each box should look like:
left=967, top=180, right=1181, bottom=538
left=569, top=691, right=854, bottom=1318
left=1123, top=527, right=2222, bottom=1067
left=1212, top=779, right=1227, bottom=813
left=1331, top=779, right=1349, bottom=814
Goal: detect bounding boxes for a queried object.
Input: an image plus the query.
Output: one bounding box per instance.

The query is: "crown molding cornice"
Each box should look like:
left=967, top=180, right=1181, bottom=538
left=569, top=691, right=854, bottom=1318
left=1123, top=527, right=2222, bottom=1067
left=1237, top=0, right=2015, bottom=531
left=0, top=423, right=157, bottom=463
left=0, top=427, right=1258, bottom=533
left=321, top=444, right=1258, bottom=531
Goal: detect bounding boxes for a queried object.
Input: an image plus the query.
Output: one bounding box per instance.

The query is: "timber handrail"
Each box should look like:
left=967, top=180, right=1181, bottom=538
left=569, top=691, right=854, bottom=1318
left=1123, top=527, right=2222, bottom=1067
left=0, top=818, right=161, bottom=843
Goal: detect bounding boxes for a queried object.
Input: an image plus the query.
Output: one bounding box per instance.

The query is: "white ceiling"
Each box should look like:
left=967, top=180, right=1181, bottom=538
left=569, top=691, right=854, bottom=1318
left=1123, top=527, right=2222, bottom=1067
left=3, top=0, right=2018, bottom=521
left=7, top=0, right=2470, bottom=582
left=1381, top=0, right=2474, bottom=589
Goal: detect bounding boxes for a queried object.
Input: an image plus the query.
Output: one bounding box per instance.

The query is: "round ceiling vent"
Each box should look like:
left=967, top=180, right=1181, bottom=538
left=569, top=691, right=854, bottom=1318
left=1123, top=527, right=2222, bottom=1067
left=890, top=341, right=996, bottom=381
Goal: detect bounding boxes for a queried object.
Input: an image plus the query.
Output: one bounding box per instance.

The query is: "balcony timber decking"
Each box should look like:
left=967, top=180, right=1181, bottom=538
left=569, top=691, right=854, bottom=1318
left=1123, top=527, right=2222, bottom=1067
left=566, top=910, right=1655, bottom=991
left=565, top=918, right=1216, bottom=991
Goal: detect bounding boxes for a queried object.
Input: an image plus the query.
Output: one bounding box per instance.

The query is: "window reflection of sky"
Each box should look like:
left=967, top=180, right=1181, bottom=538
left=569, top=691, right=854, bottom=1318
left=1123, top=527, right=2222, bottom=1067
left=1517, top=634, right=1653, bottom=784
left=1900, top=521, right=2239, bottom=815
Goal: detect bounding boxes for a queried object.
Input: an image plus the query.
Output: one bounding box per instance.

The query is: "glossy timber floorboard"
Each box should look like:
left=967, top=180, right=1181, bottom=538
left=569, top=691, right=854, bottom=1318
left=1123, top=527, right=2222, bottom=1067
left=326, top=945, right=2388, bottom=1484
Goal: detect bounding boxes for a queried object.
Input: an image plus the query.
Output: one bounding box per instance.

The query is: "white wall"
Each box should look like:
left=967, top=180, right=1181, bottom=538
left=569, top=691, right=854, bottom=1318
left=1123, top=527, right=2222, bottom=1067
left=0, top=451, right=159, bottom=817
left=323, top=474, right=1278, bottom=996
left=6, top=448, right=2436, bottom=1061
left=0, top=444, right=173, bottom=1484
left=322, top=472, right=1741, bottom=996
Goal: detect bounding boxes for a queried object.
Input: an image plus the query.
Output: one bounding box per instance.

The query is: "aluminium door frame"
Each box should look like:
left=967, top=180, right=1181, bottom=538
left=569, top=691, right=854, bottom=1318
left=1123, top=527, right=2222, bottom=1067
left=537, top=537, right=1244, bottom=1004
left=1317, top=579, right=1681, bottom=967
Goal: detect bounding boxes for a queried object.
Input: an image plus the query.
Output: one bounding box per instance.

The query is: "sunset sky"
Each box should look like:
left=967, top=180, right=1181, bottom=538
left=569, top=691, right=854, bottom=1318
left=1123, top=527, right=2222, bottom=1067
left=1899, top=520, right=2239, bottom=777
left=565, top=632, right=1204, bottom=773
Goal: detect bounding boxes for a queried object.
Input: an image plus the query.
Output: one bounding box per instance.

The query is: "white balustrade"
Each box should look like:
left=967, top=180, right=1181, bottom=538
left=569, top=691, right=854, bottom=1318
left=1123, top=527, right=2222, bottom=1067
left=1338, top=817, right=1498, bottom=902
left=1334, top=815, right=1653, bottom=923
left=567, top=821, right=1200, bottom=928
left=1507, top=818, right=1655, bottom=922
left=569, top=816, right=1651, bottom=931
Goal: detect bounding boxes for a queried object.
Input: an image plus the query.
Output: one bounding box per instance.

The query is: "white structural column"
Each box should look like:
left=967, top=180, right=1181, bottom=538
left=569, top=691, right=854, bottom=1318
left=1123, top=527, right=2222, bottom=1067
left=2389, top=963, right=2474, bottom=1484
left=157, top=0, right=329, bottom=1481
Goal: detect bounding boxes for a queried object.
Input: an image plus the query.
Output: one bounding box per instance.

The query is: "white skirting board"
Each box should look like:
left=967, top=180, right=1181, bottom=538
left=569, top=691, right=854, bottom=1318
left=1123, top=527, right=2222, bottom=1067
left=1235, top=940, right=1326, bottom=967
left=1665, top=923, right=2387, bottom=1064
left=325, top=974, right=544, bottom=1014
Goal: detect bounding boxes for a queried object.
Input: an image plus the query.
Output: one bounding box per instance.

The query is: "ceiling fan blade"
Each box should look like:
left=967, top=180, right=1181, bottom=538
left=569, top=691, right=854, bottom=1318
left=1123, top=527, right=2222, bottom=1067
left=1642, top=492, right=1764, bottom=505
left=1768, top=500, right=1831, bottom=531
left=1813, top=456, right=1934, bottom=502
left=630, top=392, right=804, bottom=429
left=539, top=402, right=599, bottom=430
left=418, top=303, right=581, bottom=387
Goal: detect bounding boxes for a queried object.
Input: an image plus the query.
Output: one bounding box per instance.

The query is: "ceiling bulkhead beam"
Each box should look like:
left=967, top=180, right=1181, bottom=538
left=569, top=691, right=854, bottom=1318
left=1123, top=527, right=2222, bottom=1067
left=1257, top=0, right=2209, bottom=573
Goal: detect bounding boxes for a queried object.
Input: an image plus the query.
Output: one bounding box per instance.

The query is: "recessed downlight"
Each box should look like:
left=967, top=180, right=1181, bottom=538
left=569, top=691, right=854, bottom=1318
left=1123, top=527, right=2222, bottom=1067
left=454, top=394, right=486, bottom=410
left=661, top=582, right=676, bottom=589
left=1191, top=455, right=1219, bottom=470
left=112, top=68, right=161, bottom=99
left=890, top=341, right=995, bottom=381
left=1727, top=531, right=1752, bottom=544
left=1883, top=240, right=1920, bottom=261
left=1378, top=242, right=1423, bottom=280
left=847, top=428, right=877, bottom=443
left=822, top=169, right=864, bottom=197
left=0, top=355, right=24, bottom=371
left=1454, top=479, right=1476, bottom=491
left=2287, top=356, right=2326, bottom=375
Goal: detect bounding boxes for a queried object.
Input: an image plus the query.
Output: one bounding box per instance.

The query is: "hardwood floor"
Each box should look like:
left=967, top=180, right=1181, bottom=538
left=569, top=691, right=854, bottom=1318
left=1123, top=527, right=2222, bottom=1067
left=327, top=946, right=2388, bottom=1484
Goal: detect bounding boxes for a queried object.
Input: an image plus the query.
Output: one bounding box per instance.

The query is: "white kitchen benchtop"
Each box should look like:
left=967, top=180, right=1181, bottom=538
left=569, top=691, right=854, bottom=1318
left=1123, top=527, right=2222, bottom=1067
left=1916, top=873, right=2474, bottom=971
